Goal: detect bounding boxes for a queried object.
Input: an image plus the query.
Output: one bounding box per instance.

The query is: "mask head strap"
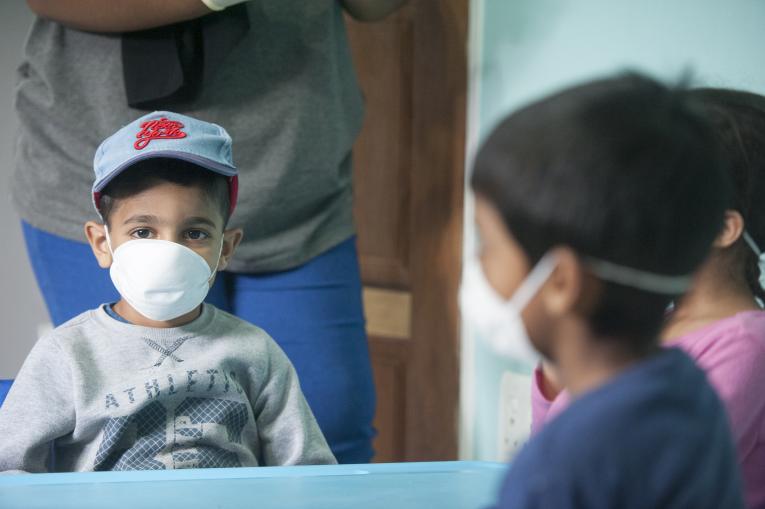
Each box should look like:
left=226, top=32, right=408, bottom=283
left=510, top=252, right=560, bottom=310
left=585, top=257, right=692, bottom=295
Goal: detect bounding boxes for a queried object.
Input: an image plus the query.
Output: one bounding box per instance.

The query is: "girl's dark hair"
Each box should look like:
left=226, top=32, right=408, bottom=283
left=472, top=72, right=731, bottom=349
left=686, top=88, right=765, bottom=303
left=99, top=158, right=231, bottom=227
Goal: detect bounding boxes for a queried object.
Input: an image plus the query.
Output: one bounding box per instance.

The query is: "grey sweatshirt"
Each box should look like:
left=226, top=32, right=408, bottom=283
left=0, top=305, right=336, bottom=472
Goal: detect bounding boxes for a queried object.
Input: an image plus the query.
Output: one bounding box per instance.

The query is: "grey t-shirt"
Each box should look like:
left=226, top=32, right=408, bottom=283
left=11, top=1, right=364, bottom=273
left=0, top=304, right=336, bottom=472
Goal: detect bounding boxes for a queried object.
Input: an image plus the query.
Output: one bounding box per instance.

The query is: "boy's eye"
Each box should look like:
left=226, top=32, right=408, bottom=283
left=185, top=230, right=209, bottom=241
left=131, top=229, right=153, bottom=239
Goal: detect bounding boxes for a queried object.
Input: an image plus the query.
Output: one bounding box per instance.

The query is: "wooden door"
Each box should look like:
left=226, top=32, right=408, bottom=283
left=346, top=1, right=468, bottom=462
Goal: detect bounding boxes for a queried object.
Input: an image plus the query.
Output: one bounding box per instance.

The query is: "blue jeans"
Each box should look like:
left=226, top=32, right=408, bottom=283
left=22, top=222, right=376, bottom=463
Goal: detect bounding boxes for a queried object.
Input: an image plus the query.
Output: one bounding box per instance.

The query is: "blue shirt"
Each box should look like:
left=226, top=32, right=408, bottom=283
left=103, top=303, right=130, bottom=324
left=497, top=348, right=744, bottom=509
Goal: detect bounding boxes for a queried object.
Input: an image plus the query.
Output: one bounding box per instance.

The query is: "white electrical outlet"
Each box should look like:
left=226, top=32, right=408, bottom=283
left=496, top=370, right=532, bottom=461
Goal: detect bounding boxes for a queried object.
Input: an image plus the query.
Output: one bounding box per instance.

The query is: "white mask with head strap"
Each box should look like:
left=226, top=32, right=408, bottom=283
left=459, top=251, right=693, bottom=370
left=104, top=227, right=223, bottom=321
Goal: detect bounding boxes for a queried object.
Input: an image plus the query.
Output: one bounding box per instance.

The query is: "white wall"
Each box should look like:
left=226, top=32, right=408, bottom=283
left=0, top=4, right=49, bottom=379
left=461, top=0, right=765, bottom=461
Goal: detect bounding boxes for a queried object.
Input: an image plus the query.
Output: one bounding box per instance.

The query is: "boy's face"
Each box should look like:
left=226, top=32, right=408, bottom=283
left=474, top=196, right=549, bottom=355
left=473, top=195, right=592, bottom=361
left=85, top=181, right=243, bottom=282
left=474, top=196, right=532, bottom=301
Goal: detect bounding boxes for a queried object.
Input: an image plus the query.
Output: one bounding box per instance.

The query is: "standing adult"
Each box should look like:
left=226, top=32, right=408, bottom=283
left=13, top=0, right=407, bottom=464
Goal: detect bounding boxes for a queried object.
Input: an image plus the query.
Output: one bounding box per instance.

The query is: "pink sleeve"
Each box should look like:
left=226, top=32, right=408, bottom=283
left=530, top=366, right=571, bottom=435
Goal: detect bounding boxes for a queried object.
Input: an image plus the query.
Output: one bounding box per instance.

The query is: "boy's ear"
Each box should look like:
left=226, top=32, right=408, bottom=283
left=84, top=221, right=113, bottom=269
left=541, top=247, right=594, bottom=318
left=217, top=228, right=244, bottom=271
left=714, top=210, right=745, bottom=249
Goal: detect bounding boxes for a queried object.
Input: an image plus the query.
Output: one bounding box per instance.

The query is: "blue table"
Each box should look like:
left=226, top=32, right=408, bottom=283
left=0, top=461, right=505, bottom=509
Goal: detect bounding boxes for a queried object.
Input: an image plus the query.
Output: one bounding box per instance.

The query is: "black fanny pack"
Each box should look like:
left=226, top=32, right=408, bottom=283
left=121, top=4, right=250, bottom=110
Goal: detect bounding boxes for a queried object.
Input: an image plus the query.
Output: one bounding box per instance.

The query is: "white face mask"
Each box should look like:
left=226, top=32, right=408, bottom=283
left=459, top=249, right=694, bottom=368
left=459, top=253, right=558, bottom=369
left=105, top=228, right=222, bottom=321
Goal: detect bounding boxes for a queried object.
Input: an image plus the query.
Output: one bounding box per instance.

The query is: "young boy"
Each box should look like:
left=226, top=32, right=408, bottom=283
left=461, top=74, right=744, bottom=507
left=531, top=88, right=765, bottom=509
left=0, top=112, right=336, bottom=472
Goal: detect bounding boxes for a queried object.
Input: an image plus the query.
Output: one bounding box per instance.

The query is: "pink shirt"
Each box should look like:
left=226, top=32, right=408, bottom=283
left=531, top=311, right=765, bottom=509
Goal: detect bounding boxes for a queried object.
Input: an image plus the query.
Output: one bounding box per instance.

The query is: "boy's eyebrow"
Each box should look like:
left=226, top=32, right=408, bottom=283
left=123, top=214, right=159, bottom=225
left=183, top=216, right=219, bottom=229
left=120, top=215, right=219, bottom=228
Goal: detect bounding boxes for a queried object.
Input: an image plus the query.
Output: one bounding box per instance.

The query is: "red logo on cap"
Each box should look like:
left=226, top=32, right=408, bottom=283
left=134, top=118, right=187, bottom=150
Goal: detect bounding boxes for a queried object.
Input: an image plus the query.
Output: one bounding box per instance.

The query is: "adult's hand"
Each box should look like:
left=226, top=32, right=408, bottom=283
left=26, top=0, right=216, bottom=32
left=341, top=0, right=409, bottom=22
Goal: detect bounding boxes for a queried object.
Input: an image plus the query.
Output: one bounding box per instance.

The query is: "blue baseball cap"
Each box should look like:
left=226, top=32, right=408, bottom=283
left=92, top=111, right=239, bottom=216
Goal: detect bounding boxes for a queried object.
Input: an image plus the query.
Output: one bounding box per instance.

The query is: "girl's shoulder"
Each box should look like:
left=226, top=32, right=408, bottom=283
left=732, top=309, right=765, bottom=330
left=674, top=310, right=765, bottom=361
left=723, top=310, right=765, bottom=347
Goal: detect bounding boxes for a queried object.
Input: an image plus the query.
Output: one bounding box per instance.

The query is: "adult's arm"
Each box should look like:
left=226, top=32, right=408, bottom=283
left=341, top=0, right=409, bottom=22
left=26, top=0, right=213, bottom=33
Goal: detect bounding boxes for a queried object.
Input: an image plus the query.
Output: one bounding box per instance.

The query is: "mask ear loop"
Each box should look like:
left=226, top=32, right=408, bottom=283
left=208, top=234, right=226, bottom=283
left=743, top=232, right=765, bottom=307
left=508, top=252, right=560, bottom=311
left=104, top=225, right=115, bottom=256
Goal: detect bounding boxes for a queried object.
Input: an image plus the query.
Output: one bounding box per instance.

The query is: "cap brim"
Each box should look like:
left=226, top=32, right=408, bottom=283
left=92, top=150, right=237, bottom=193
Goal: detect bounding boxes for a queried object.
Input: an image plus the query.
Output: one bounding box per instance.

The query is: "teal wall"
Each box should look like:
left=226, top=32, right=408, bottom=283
left=475, top=0, right=765, bottom=137
left=462, top=0, right=765, bottom=461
